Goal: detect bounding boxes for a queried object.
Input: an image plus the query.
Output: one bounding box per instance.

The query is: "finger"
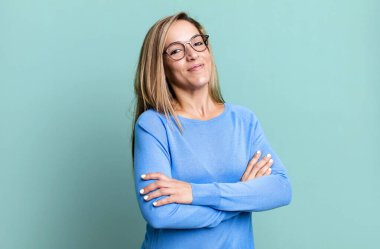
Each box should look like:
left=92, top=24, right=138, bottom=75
left=248, top=154, right=271, bottom=179
left=143, top=188, right=172, bottom=201
left=153, top=196, right=174, bottom=207
left=257, top=158, right=273, bottom=177
left=241, top=151, right=261, bottom=181
left=141, top=172, right=171, bottom=181
left=139, top=180, right=171, bottom=195
left=257, top=158, right=274, bottom=177
left=264, top=167, right=272, bottom=176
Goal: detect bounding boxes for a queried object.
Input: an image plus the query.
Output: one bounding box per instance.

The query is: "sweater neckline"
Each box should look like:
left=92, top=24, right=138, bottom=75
left=176, top=102, right=230, bottom=124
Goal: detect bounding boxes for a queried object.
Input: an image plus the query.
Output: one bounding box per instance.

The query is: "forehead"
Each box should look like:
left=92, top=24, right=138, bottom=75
left=165, top=20, right=200, bottom=46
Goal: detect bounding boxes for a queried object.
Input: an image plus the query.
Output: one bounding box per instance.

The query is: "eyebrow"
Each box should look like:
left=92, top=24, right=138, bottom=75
left=165, top=34, right=201, bottom=48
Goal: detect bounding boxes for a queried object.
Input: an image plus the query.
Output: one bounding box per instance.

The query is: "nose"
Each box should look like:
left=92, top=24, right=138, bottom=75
left=185, top=43, right=199, bottom=60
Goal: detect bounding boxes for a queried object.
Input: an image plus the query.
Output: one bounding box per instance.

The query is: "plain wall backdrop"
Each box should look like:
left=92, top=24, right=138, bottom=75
left=1, top=0, right=379, bottom=248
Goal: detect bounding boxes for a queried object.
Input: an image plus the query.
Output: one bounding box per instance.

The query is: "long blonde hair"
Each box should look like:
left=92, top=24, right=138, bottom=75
left=131, top=12, right=224, bottom=159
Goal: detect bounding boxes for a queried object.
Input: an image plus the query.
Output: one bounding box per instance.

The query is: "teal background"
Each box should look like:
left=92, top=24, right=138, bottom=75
left=1, top=0, right=379, bottom=248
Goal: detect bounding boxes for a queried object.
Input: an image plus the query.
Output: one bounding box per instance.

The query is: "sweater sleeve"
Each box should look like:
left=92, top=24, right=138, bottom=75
left=190, top=114, right=292, bottom=212
left=133, top=112, right=240, bottom=229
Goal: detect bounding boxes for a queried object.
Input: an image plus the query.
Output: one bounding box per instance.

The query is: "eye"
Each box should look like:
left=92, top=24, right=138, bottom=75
left=169, top=48, right=183, bottom=55
left=194, top=41, right=204, bottom=46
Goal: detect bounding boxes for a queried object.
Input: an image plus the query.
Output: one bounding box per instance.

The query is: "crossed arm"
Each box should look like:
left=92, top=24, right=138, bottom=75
left=139, top=150, right=273, bottom=207
left=133, top=114, right=292, bottom=229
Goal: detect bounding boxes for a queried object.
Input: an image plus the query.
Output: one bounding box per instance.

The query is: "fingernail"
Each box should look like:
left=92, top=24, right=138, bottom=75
left=269, top=159, right=273, bottom=163
left=144, top=195, right=149, bottom=200
left=257, top=150, right=261, bottom=154
left=141, top=174, right=146, bottom=179
left=153, top=202, right=157, bottom=206
left=267, top=154, right=271, bottom=158
left=139, top=189, right=144, bottom=194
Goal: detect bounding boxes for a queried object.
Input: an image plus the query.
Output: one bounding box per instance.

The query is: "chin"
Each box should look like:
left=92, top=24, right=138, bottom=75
left=192, top=75, right=210, bottom=85
left=191, top=80, right=209, bottom=90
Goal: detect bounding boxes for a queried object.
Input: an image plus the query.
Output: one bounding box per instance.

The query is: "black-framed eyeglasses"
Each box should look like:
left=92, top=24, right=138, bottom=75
left=163, top=34, right=209, bottom=61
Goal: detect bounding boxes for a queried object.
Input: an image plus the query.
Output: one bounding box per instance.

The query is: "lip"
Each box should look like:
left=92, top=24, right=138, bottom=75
left=187, top=64, right=204, bottom=71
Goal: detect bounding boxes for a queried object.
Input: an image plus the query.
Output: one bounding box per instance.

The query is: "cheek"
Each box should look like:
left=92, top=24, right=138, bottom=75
left=165, top=63, right=186, bottom=81
left=204, top=52, right=212, bottom=72
left=164, top=64, right=176, bottom=80
left=207, top=61, right=212, bottom=73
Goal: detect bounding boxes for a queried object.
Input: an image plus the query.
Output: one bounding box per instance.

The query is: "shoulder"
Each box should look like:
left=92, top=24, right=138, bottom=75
left=134, top=110, right=171, bottom=154
left=135, top=109, right=170, bottom=138
left=227, top=103, right=259, bottom=124
left=136, top=109, right=167, bottom=127
left=227, top=103, right=266, bottom=140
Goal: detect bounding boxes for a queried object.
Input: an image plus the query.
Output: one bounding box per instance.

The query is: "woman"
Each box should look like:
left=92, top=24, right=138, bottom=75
left=132, top=12, right=292, bottom=249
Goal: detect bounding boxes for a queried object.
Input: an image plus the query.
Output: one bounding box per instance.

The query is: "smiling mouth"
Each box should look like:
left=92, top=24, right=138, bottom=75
left=188, top=64, right=204, bottom=71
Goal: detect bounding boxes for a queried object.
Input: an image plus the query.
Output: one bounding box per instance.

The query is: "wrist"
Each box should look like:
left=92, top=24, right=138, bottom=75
left=190, top=182, right=221, bottom=207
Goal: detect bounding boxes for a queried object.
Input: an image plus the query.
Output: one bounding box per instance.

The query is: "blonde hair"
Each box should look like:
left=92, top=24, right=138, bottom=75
left=131, top=12, right=224, bottom=159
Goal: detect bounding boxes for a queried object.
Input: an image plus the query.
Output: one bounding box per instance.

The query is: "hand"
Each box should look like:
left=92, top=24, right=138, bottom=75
left=240, top=151, right=273, bottom=182
left=139, top=173, right=193, bottom=207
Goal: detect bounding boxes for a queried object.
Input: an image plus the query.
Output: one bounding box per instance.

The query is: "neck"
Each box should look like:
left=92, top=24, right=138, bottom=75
left=171, top=86, right=219, bottom=119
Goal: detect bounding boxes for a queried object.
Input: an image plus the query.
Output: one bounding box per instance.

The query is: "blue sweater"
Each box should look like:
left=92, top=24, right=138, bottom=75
left=133, top=102, right=292, bottom=249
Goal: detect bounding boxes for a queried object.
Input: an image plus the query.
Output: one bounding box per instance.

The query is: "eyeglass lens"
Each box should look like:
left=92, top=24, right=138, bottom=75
left=166, top=35, right=208, bottom=60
